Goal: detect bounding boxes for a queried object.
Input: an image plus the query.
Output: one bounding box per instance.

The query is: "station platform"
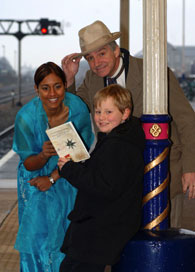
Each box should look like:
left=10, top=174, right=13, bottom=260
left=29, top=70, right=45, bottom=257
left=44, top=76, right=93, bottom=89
left=0, top=151, right=19, bottom=272
left=0, top=150, right=195, bottom=272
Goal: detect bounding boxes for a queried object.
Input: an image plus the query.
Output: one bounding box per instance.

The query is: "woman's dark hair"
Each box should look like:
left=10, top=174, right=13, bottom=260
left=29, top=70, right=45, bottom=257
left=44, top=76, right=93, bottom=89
left=34, top=62, right=66, bottom=87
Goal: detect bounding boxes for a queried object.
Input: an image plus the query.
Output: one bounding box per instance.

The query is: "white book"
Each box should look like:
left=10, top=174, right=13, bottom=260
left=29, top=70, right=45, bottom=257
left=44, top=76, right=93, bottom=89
left=46, top=121, right=90, bottom=162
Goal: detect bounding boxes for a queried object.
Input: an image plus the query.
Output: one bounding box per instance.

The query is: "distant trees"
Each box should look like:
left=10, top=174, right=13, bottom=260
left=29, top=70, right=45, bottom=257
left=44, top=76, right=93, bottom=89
left=179, top=77, right=195, bottom=101
left=0, top=57, right=17, bottom=86
left=0, top=57, right=34, bottom=87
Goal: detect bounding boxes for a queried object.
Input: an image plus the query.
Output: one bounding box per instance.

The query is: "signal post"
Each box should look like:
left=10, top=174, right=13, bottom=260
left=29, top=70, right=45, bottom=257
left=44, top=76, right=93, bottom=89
left=0, top=19, right=63, bottom=105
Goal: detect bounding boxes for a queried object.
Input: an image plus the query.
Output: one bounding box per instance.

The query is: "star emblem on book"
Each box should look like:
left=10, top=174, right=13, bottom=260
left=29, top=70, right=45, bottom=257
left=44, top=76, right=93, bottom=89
left=66, top=139, right=76, bottom=149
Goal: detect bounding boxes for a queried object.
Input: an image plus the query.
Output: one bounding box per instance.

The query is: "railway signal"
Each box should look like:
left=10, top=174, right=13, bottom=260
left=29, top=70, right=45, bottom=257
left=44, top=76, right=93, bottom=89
left=0, top=18, right=64, bottom=105
left=40, top=19, right=49, bottom=34
left=0, top=18, right=63, bottom=38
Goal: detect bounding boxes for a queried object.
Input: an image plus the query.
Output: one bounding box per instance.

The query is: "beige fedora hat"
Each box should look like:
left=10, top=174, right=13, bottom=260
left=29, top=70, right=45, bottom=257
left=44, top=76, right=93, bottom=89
left=76, top=20, right=121, bottom=58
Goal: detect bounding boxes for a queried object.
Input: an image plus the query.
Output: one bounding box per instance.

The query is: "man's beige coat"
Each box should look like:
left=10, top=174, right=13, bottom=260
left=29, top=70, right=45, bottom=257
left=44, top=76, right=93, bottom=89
left=68, top=55, right=195, bottom=199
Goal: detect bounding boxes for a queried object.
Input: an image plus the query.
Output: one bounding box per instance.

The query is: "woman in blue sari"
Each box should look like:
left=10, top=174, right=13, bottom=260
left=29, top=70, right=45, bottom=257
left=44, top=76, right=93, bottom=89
left=13, top=62, right=94, bottom=272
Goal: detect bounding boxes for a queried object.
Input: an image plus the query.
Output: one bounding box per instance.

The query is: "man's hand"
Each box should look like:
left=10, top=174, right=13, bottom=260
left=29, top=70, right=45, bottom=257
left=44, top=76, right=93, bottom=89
left=61, top=53, right=82, bottom=87
left=28, top=176, right=52, bottom=191
left=182, top=172, right=195, bottom=199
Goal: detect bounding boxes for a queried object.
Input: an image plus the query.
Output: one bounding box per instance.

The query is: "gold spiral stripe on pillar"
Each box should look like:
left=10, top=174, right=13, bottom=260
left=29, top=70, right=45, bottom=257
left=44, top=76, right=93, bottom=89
left=143, top=203, right=169, bottom=230
left=144, top=147, right=169, bottom=174
left=142, top=175, right=169, bottom=206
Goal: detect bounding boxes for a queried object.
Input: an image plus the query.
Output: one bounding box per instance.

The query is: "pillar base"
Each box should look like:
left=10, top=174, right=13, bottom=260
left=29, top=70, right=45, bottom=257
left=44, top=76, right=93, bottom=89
left=112, top=228, right=195, bottom=272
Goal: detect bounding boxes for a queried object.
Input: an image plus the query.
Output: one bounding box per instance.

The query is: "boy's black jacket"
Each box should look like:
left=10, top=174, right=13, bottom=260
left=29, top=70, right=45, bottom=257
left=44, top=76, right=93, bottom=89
left=59, top=116, right=145, bottom=265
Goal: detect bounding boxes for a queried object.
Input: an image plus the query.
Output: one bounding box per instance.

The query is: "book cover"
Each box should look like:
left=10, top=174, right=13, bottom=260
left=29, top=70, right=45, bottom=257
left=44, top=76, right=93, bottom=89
left=46, top=121, right=90, bottom=162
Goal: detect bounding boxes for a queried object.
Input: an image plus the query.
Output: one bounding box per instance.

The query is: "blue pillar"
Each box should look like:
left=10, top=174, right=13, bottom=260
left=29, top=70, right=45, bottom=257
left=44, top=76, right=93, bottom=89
left=141, top=114, right=171, bottom=230
left=112, top=114, right=195, bottom=272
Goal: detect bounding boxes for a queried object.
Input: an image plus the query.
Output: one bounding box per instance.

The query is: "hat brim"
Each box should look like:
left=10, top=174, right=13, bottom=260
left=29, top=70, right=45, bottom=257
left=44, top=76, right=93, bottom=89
left=74, top=32, right=121, bottom=59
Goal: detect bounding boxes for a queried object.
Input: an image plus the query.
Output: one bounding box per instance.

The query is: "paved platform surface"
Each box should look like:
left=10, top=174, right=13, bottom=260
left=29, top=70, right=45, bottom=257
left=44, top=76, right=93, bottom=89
left=0, top=151, right=19, bottom=271
left=0, top=150, right=194, bottom=271
left=0, top=203, right=19, bottom=272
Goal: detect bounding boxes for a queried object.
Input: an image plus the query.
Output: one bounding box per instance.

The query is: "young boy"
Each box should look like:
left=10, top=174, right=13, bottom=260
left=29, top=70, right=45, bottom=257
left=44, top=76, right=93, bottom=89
left=58, top=84, right=145, bottom=272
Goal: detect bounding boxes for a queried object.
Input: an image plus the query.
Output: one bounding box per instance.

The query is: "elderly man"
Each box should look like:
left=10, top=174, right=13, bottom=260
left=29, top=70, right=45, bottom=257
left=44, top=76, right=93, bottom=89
left=62, top=20, right=195, bottom=228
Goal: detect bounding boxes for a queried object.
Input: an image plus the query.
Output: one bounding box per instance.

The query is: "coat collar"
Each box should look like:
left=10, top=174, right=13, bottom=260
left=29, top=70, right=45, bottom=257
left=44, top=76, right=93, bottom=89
left=103, top=48, right=143, bottom=91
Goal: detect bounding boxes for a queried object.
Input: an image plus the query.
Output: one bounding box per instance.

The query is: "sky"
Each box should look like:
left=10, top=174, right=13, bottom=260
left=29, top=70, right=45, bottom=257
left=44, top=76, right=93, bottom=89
left=1, top=0, right=195, bottom=71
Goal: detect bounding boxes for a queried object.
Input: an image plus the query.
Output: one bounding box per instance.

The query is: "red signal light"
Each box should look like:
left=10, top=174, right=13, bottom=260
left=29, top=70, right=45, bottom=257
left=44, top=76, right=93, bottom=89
left=41, top=27, right=48, bottom=34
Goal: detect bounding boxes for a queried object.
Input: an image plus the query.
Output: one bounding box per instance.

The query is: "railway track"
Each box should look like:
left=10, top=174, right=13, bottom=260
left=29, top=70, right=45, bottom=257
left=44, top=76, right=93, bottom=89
left=0, top=88, right=34, bottom=105
left=0, top=125, right=15, bottom=159
left=0, top=83, right=36, bottom=160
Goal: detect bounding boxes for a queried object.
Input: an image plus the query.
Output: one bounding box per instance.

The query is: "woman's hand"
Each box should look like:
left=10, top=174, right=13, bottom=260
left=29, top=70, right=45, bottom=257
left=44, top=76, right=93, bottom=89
left=24, top=141, right=57, bottom=171
left=58, top=156, right=70, bottom=170
left=28, top=176, right=52, bottom=191
left=41, top=140, right=57, bottom=160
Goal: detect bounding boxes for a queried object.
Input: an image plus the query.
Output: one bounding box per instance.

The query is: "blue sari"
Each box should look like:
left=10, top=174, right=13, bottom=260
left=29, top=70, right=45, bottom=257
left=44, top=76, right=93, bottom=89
left=13, top=93, right=94, bottom=272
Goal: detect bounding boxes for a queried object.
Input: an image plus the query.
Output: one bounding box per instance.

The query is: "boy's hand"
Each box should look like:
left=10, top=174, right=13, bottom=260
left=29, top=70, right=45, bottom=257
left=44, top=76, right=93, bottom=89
left=58, top=155, right=71, bottom=170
